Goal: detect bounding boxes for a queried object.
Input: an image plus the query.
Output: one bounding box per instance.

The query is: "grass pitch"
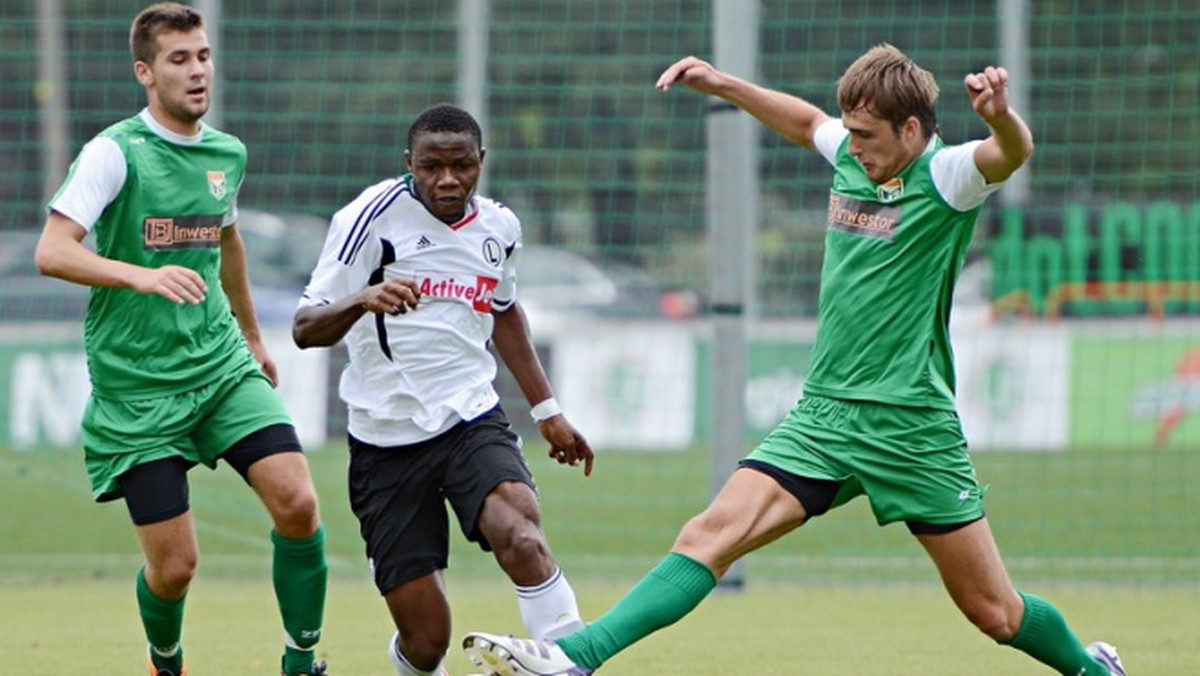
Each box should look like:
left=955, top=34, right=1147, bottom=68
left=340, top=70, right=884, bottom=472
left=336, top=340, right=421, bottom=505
left=2, top=440, right=1196, bottom=673
left=1, top=578, right=1193, bottom=674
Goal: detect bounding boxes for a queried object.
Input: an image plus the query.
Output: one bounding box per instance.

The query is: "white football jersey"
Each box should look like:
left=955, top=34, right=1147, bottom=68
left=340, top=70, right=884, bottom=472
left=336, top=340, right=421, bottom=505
left=300, top=175, right=521, bottom=445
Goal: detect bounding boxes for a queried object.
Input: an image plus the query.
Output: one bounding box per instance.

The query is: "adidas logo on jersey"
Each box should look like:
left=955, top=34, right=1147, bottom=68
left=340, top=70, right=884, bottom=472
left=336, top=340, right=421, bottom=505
left=416, top=235, right=436, bottom=250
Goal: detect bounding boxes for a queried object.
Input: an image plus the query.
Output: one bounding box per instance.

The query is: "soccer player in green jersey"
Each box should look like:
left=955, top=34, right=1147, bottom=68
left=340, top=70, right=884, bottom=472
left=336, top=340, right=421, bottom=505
left=463, top=45, right=1125, bottom=676
left=35, top=4, right=328, bottom=675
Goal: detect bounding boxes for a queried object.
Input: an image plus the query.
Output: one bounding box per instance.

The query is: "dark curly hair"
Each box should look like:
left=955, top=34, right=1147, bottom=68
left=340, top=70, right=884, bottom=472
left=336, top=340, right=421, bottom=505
left=407, top=103, right=483, bottom=151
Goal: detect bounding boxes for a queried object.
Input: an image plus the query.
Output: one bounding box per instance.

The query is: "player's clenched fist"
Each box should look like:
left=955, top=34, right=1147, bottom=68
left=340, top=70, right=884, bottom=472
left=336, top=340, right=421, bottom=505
left=964, top=65, right=1011, bottom=121
left=360, top=278, right=421, bottom=315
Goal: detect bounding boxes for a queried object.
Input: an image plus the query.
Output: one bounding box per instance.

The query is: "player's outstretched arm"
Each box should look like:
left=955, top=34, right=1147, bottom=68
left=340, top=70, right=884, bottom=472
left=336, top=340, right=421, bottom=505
left=656, top=55, right=832, bottom=151
left=965, top=65, right=1034, bottom=183
left=492, top=302, right=594, bottom=476
left=36, top=211, right=208, bottom=305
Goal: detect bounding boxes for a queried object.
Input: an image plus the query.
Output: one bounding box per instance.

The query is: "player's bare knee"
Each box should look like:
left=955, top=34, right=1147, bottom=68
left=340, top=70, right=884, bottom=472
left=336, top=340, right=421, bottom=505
left=148, top=554, right=197, bottom=596
left=493, top=524, right=554, bottom=582
left=674, top=512, right=722, bottom=552
left=500, top=522, right=550, bottom=560
left=268, top=485, right=320, bottom=537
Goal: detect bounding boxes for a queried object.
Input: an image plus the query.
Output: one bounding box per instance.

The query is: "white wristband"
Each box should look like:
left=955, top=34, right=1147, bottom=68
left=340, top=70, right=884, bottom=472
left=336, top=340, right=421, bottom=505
left=530, top=397, right=563, bottom=422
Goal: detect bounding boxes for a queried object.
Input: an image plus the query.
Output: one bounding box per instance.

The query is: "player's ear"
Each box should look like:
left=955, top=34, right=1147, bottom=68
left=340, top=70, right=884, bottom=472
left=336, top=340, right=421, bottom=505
left=479, top=147, right=486, bottom=165
left=902, top=115, right=923, bottom=143
left=133, top=60, right=153, bottom=87
left=403, top=149, right=413, bottom=171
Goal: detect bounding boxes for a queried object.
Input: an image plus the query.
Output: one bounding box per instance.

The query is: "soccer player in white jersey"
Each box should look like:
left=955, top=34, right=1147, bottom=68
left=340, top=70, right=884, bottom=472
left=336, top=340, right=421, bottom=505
left=293, top=103, right=595, bottom=676
left=35, top=4, right=329, bottom=676
left=462, top=46, right=1125, bottom=676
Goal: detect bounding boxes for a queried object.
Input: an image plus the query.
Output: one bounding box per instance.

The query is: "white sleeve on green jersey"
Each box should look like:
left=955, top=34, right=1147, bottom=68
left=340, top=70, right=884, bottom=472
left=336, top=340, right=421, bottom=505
left=224, top=175, right=243, bottom=227
left=813, top=118, right=848, bottom=165
left=930, top=140, right=1002, bottom=212
left=48, top=136, right=126, bottom=231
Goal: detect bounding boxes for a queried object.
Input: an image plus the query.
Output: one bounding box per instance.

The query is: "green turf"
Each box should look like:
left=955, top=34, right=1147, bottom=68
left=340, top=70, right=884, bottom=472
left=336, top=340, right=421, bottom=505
left=1, top=442, right=1196, bottom=672
left=0, top=578, right=1192, bottom=674
left=2, top=440, right=1198, bottom=582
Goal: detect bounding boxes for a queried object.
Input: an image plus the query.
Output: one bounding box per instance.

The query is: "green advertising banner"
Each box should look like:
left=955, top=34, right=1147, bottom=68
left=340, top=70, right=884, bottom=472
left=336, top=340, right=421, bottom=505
left=1071, top=334, right=1200, bottom=450
left=692, top=336, right=814, bottom=445
left=992, top=201, right=1200, bottom=318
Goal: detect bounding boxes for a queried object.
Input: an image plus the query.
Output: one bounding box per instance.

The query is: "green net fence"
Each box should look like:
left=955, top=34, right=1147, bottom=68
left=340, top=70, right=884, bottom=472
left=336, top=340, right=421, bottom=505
left=0, top=0, right=1197, bottom=585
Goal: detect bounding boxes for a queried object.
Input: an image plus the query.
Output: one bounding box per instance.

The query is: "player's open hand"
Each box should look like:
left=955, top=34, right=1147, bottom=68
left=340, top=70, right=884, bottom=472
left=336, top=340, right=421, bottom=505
left=361, top=278, right=421, bottom=315
left=656, top=55, right=725, bottom=95
left=134, top=264, right=207, bottom=304
left=539, top=416, right=594, bottom=476
left=964, top=66, right=1012, bottom=123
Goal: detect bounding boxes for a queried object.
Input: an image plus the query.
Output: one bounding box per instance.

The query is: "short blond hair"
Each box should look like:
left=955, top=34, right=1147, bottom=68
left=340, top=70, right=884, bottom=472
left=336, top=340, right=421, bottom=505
left=129, top=3, right=205, bottom=64
left=837, top=44, right=939, bottom=137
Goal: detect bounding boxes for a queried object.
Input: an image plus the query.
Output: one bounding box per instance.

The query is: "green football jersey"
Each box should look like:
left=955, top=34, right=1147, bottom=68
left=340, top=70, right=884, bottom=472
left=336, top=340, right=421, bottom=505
left=803, top=135, right=982, bottom=410
left=53, top=114, right=255, bottom=400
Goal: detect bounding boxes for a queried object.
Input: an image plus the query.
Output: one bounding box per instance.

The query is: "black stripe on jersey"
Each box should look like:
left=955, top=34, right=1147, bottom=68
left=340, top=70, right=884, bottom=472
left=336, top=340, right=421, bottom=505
left=338, top=180, right=409, bottom=265
left=369, top=238, right=397, bottom=361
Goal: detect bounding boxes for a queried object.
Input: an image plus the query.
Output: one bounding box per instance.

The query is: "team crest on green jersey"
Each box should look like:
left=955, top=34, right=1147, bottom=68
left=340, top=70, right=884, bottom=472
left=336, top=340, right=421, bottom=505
left=207, top=170, right=227, bottom=200
left=877, top=177, right=904, bottom=203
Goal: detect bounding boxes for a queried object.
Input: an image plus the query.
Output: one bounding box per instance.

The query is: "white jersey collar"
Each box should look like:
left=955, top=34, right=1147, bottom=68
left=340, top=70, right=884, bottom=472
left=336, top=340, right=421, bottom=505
left=139, top=108, right=205, bottom=146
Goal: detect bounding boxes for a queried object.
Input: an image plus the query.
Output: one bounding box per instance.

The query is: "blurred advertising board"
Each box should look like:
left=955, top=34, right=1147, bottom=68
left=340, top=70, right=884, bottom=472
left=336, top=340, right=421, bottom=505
left=1070, top=331, right=1200, bottom=450
left=0, top=325, right=327, bottom=451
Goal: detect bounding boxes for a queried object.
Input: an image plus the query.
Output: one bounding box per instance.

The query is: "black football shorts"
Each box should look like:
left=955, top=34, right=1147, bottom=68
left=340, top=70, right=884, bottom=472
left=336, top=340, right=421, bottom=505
left=347, top=406, right=536, bottom=594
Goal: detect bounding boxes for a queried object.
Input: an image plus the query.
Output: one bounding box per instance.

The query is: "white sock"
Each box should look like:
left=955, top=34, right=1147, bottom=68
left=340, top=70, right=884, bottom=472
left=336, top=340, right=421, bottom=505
left=388, top=631, right=446, bottom=676
left=515, top=567, right=584, bottom=640
left=150, top=643, right=180, bottom=659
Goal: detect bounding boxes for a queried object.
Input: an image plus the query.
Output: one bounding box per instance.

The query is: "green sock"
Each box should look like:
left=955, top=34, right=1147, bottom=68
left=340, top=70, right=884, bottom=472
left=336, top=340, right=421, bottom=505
left=273, top=526, right=328, bottom=675
left=136, top=567, right=186, bottom=673
left=557, top=552, right=716, bottom=669
left=1005, top=591, right=1109, bottom=675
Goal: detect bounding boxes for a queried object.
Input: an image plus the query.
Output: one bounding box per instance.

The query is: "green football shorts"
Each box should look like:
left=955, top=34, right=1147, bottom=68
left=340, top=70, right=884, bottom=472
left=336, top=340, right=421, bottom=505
left=744, top=394, right=986, bottom=527
left=82, top=363, right=294, bottom=502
